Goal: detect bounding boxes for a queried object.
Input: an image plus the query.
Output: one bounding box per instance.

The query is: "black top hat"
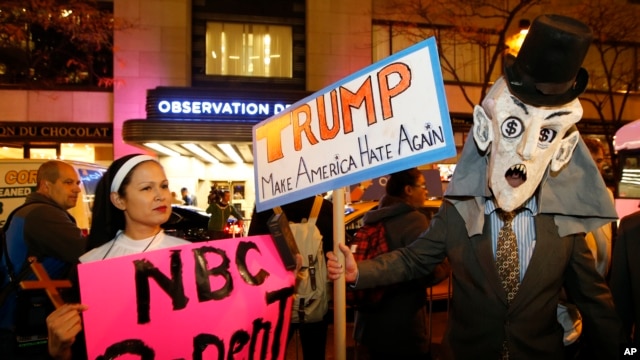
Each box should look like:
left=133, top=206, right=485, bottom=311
left=504, top=14, right=593, bottom=107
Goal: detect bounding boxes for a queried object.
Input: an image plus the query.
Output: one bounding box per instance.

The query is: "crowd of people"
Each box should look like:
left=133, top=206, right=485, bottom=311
left=1, top=12, right=639, bottom=360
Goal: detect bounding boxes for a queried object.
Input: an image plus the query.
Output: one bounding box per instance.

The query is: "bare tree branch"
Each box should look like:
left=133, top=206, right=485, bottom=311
left=377, top=0, right=547, bottom=107
left=0, top=0, right=135, bottom=87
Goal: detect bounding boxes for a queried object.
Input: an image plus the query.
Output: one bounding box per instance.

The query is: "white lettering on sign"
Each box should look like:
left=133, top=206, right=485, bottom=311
left=157, top=100, right=291, bottom=117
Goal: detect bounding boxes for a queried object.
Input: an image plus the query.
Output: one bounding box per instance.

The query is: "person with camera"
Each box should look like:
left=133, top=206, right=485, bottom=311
left=205, top=188, right=243, bottom=240
left=0, top=160, right=87, bottom=359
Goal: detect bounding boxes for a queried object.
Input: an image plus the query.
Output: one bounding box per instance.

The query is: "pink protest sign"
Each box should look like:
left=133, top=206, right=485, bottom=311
left=78, top=235, right=295, bottom=359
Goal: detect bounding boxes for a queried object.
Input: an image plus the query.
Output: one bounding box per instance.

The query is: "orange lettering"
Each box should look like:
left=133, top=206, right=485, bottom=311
left=378, top=62, right=411, bottom=120
left=292, top=104, right=319, bottom=151
left=339, top=77, right=376, bottom=133
left=5, top=170, right=37, bottom=185
left=317, top=91, right=340, bottom=141
left=255, top=114, right=291, bottom=163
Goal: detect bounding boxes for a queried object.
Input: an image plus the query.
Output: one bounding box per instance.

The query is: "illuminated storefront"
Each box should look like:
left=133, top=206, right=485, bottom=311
left=122, top=86, right=310, bottom=219
left=0, top=122, right=113, bottom=164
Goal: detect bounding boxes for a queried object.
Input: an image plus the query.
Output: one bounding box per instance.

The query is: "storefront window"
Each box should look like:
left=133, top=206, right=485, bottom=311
left=30, top=147, right=58, bottom=160
left=0, top=143, right=112, bottom=164
left=205, top=22, right=292, bottom=78
left=373, top=22, right=639, bottom=93
left=232, top=182, right=245, bottom=200
left=372, top=23, right=500, bottom=84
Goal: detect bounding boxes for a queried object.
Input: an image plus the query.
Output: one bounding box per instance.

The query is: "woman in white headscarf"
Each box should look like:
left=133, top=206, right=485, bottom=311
left=47, top=154, right=189, bottom=359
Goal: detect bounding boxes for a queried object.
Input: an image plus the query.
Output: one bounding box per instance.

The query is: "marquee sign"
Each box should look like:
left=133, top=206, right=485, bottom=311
left=145, top=87, right=306, bottom=122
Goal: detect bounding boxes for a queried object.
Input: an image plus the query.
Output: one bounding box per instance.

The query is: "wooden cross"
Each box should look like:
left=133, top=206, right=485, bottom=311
left=20, top=256, right=72, bottom=309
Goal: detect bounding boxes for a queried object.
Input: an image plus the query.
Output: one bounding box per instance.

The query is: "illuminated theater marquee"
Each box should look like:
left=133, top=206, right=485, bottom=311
left=157, top=100, right=290, bottom=117
left=145, top=87, right=305, bottom=122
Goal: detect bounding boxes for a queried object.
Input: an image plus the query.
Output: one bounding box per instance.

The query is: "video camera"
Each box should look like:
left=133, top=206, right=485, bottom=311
left=208, top=186, right=225, bottom=205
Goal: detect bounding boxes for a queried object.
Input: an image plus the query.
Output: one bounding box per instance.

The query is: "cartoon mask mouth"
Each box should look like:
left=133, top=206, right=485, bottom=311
left=505, top=164, right=527, bottom=188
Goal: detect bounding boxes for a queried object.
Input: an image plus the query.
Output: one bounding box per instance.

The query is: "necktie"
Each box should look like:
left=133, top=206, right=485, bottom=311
left=496, top=210, right=520, bottom=304
left=496, top=210, right=519, bottom=360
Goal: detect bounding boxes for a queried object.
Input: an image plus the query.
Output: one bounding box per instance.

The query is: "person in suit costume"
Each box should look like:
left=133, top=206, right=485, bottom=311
left=610, top=209, right=640, bottom=345
left=327, top=14, right=623, bottom=359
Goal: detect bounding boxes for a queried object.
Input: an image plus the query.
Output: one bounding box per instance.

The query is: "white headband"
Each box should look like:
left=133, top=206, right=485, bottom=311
left=110, top=155, right=157, bottom=192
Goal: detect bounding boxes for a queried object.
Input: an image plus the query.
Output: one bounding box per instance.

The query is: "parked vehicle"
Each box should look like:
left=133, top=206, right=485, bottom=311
left=614, top=119, right=640, bottom=220
left=344, top=199, right=443, bottom=242
left=162, top=205, right=244, bottom=242
left=223, top=218, right=245, bottom=237
left=163, top=205, right=210, bottom=242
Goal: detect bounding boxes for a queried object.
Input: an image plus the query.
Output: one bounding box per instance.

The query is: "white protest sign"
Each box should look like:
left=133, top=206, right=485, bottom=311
left=253, top=37, right=455, bottom=211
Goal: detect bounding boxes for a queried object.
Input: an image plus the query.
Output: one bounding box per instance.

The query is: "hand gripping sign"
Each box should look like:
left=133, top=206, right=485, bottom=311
left=253, top=37, right=456, bottom=211
left=78, top=235, right=295, bottom=359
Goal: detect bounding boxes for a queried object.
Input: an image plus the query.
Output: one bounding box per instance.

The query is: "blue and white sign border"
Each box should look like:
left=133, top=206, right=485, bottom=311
left=253, top=37, right=455, bottom=211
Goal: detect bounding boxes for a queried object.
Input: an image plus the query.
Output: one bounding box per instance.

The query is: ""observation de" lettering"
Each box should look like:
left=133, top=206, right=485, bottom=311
left=157, top=100, right=291, bottom=117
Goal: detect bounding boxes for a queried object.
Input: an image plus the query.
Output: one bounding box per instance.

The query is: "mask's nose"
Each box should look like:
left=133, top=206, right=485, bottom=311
left=516, top=126, right=539, bottom=161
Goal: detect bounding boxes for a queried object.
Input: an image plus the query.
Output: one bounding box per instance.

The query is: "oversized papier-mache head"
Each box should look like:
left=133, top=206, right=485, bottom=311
left=473, top=77, right=583, bottom=212
left=474, top=14, right=593, bottom=212
left=445, top=14, right=617, bottom=236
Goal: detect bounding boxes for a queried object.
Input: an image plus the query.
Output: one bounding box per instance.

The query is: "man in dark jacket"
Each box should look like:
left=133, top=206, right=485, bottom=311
left=353, top=168, right=450, bottom=360
left=610, top=209, right=640, bottom=346
left=327, top=14, right=623, bottom=359
left=0, top=160, right=87, bottom=359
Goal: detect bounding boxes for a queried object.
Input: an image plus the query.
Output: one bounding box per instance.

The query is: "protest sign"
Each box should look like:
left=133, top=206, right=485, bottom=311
left=78, top=235, right=295, bottom=359
left=253, top=37, right=455, bottom=211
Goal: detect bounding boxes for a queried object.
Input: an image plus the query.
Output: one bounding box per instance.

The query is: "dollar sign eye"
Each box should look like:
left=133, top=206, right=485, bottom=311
left=500, top=117, right=524, bottom=138
left=539, top=128, right=557, bottom=144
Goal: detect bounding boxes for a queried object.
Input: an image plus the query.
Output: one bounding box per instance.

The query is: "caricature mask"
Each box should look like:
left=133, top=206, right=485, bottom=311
left=473, top=78, right=582, bottom=211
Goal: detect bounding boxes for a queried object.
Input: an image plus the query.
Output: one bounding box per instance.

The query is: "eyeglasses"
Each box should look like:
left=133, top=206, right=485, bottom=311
left=413, top=184, right=427, bottom=189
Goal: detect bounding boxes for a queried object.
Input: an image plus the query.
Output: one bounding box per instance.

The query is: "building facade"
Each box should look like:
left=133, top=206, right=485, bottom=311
left=1, top=0, right=639, bottom=217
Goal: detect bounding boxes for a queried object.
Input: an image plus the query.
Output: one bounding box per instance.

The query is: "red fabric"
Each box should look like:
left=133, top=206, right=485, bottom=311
left=346, top=222, right=389, bottom=308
